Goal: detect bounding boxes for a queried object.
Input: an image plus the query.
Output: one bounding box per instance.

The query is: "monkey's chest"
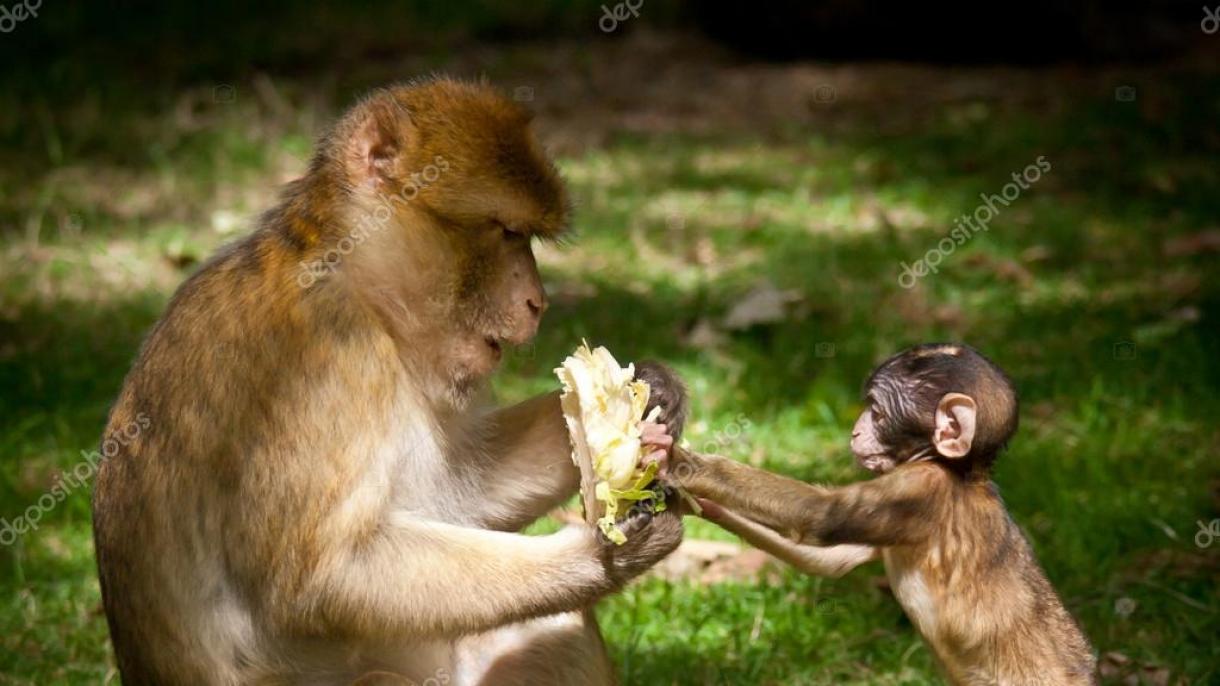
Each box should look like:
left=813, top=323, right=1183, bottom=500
left=882, top=550, right=940, bottom=638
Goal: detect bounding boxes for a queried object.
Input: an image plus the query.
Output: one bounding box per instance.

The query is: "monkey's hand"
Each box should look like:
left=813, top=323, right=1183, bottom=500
left=599, top=506, right=684, bottom=590
left=633, top=361, right=688, bottom=440
left=639, top=420, right=675, bottom=478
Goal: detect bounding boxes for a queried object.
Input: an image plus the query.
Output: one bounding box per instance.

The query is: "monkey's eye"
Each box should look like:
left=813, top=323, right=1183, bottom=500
left=872, top=406, right=886, bottom=424
left=494, top=220, right=525, bottom=241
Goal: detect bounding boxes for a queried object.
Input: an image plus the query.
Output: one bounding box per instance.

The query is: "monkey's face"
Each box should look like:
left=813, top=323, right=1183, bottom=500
left=333, top=80, right=569, bottom=395
left=850, top=407, right=898, bottom=474
left=853, top=344, right=1019, bottom=473
left=852, top=379, right=938, bottom=473
left=445, top=218, right=548, bottom=376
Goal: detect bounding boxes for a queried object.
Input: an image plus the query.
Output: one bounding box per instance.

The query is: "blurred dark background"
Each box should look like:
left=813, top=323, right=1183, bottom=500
left=0, top=1, right=1210, bottom=90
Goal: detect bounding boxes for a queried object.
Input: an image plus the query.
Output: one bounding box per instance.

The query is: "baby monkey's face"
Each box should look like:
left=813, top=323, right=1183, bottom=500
left=850, top=406, right=899, bottom=474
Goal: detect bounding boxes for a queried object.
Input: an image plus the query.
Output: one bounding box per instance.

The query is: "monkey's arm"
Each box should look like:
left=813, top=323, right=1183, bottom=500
left=675, top=449, right=943, bottom=546
left=479, top=360, right=687, bottom=532
left=479, top=391, right=580, bottom=531
left=291, top=512, right=677, bottom=640
left=699, top=499, right=878, bottom=577
left=674, top=448, right=825, bottom=534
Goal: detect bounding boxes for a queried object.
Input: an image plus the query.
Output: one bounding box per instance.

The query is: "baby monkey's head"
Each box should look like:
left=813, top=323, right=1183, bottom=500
left=851, top=344, right=1018, bottom=474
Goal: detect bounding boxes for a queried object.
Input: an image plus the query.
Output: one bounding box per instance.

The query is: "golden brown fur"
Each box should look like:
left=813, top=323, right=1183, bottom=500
left=92, top=78, right=682, bottom=686
left=680, top=454, right=1096, bottom=685
left=675, top=344, right=1095, bottom=685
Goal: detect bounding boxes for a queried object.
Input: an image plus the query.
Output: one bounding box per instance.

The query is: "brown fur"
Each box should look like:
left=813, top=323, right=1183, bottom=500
left=675, top=346, right=1096, bottom=686
left=633, top=360, right=688, bottom=440
left=680, top=454, right=1095, bottom=685
left=92, top=77, right=682, bottom=686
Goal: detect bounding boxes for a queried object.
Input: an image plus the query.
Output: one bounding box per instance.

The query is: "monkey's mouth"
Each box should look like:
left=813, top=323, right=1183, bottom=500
left=857, top=454, right=895, bottom=474
left=483, top=336, right=503, bottom=360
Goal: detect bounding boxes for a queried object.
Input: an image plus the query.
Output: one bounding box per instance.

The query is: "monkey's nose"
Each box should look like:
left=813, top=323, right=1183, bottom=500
left=527, top=293, right=547, bottom=318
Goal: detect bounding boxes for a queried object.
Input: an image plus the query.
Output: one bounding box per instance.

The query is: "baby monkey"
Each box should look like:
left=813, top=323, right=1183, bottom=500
left=675, top=344, right=1096, bottom=685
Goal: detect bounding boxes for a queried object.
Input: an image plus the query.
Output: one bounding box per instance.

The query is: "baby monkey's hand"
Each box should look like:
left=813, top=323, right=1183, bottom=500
left=639, top=420, right=675, bottom=478
left=634, top=360, right=687, bottom=480
left=634, top=360, right=688, bottom=439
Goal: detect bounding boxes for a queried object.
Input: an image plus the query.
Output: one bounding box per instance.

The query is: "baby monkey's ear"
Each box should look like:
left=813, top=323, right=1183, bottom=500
left=933, top=393, right=977, bottom=459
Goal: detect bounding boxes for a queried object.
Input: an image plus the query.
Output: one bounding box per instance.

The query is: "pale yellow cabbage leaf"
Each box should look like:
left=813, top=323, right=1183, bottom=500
left=555, top=342, right=662, bottom=544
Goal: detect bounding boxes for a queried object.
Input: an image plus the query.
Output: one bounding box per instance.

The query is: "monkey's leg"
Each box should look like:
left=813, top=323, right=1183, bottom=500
left=454, top=610, right=615, bottom=686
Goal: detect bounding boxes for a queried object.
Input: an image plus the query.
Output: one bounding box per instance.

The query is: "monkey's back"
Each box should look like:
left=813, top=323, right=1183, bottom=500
left=883, top=471, right=1096, bottom=685
left=91, top=230, right=384, bottom=685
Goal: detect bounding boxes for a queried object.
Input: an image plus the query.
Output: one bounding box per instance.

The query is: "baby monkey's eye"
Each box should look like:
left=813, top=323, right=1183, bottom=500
left=872, top=406, right=886, bottom=424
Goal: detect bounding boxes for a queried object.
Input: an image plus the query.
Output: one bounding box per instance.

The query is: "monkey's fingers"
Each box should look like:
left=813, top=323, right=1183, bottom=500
left=695, top=497, right=725, bottom=520
left=606, top=508, right=653, bottom=544
left=640, top=448, right=669, bottom=478
left=639, top=421, right=673, bottom=447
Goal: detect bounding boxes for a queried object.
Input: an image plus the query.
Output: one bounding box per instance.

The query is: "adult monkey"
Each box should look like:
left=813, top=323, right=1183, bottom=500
left=92, top=78, right=685, bottom=685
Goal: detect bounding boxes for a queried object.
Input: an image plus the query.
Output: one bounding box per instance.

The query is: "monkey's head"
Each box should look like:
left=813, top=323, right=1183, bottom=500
left=850, top=344, right=1017, bottom=475
left=319, top=78, right=569, bottom=393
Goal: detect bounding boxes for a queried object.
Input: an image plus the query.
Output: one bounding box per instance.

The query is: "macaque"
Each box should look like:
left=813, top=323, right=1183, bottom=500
left=92, top=78, right=685, bottom=686
left=675, top=344, right=1097, bottom=685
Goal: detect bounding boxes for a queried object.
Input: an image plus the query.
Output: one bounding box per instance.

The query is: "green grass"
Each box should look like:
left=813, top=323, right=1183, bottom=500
left=1, top=28, right=1218, bottom=686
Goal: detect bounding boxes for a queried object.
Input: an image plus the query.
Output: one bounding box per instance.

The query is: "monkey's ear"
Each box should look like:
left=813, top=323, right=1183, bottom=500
left=933, top=393, right=976, bottom=459
left=346, top=103, right=404, bottom=187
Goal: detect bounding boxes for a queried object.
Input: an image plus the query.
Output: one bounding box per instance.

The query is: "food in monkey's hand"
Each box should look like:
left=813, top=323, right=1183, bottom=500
left=555, top=342, right=673, bottom=545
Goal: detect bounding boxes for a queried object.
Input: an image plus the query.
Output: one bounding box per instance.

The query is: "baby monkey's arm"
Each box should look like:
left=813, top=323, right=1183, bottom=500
left=672, top=447, right=819, bottom=534
left=698, top=498, right=878, bottom=577
left=674, top=448, right=942, bottom=547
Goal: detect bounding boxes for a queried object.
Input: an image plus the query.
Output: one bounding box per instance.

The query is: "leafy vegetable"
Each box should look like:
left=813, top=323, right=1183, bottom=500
left=556, top=342, right=667, bottom=544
